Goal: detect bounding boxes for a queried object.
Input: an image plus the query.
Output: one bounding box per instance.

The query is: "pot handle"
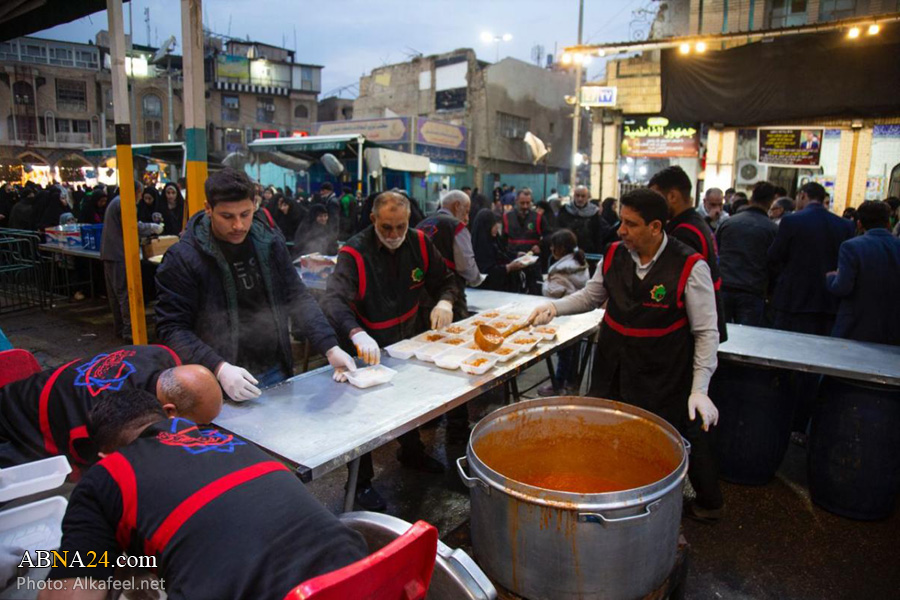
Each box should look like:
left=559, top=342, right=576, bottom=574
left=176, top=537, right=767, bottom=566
left=682, top=436, right=692, bottom=455
left=578, top=499, right=661, bottom=528
left=456, top=456, right=491, bottom=495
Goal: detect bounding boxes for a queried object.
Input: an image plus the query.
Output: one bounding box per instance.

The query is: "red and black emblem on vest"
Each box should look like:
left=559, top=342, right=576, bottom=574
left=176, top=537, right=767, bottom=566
left=73, top=350, right=138, bottom=397
left=157, top=418, right=246, bottom=454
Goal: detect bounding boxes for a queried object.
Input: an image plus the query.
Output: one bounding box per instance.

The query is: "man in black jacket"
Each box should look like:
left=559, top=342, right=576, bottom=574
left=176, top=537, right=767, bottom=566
left=155, top=169, right=357, bottom=402
left=557, top=185, right=612, bottom=255
left=715, top=182, right=778, bottom=325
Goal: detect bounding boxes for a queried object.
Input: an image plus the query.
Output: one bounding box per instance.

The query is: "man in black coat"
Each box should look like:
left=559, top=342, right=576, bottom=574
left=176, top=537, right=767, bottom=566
left=155, top=169, right=357, bottom=403
left=556, top=185, right=611, bottom=255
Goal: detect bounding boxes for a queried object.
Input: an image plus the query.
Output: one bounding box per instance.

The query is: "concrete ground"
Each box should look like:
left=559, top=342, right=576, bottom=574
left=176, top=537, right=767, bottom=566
left=3, top=299, right=898, bottom=599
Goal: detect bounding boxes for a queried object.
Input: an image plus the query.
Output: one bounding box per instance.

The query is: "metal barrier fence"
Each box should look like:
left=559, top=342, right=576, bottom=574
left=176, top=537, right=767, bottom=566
left=0, top=228, right=50, bottom=314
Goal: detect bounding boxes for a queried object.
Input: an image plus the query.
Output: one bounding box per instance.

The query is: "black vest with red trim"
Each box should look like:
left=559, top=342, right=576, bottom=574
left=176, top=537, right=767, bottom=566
left=503, top=209, right=543, bottom=253
left=592, top=239, right=701, bottom=426
left=0, top=345, right=180, bottom=467
left=417, top=211, right=468, bottom=319
left=666, top=208, right=728, bottom=342
left=338, top=225, right=432, bottom=347
left=95, top=419, right=366, bottom=599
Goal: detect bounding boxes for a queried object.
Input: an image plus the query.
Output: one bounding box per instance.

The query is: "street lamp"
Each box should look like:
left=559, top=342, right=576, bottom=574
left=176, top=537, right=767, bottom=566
left=481, top=31, right=513, bottom=62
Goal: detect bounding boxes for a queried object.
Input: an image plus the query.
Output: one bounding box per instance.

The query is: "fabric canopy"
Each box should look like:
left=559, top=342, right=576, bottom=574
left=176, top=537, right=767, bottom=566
left=364, top=148, right=429, bottom=173
left=660, top=27, right=900, bottom=126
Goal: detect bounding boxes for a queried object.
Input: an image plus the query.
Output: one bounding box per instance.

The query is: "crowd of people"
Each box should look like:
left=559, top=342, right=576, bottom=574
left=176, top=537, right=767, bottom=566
left=1, top=165, right=898, bottom=596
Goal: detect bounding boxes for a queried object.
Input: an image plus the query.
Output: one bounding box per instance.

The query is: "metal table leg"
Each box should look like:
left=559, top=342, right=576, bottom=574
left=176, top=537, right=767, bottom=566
left=343, top=457, right=360, bottom=513
left=545, top=356, right=559, bottom=392
left=510, top=377, right=521, bottom=402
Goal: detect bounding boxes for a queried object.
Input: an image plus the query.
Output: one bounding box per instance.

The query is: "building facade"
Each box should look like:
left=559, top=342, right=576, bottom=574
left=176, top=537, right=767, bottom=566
left=350, top=49, right=582, bottom=199
left=588, top=0, right=900, bottom=211
left=0, top=32, right=323, bottom=184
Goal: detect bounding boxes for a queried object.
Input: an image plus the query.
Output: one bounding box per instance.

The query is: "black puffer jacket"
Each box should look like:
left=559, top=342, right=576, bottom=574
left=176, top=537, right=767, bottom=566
left=155, top=211, right=339, bottom=374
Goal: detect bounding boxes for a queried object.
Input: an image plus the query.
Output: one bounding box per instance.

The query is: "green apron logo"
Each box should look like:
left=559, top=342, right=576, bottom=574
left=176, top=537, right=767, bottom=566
left=411, top=267, right=424, bottom=283
left=650, top=284, right=667, bottom=303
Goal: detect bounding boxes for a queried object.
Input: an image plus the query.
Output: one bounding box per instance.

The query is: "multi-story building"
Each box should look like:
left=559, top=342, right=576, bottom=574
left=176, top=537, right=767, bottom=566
left=587, top=0, right=900, bottom=210
left=344, top=48, right=583, bottom=200
left=0, top=32, right=322, bottom=184
left=317, top=97, right=354, bottom=122
left=205, top=38, right=322, bottom=154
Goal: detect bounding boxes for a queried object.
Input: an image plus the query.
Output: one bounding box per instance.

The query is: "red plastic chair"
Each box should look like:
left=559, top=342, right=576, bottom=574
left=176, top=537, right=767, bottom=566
left=284, top=520, right=439, bottom=600
left=0, top=349, right=41, bottom=389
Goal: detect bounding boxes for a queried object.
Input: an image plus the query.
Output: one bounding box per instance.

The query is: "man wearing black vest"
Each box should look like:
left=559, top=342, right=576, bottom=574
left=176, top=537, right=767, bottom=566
left=0, top=345, right=222, bottom=468
left=648, top=166, right=728, bottom=343
left=417, top=190, right=486, bottom=320
left=529, top=189, right=724, bottom=522
left=42, top=389, right=367, bottom=600
left=323, top=191, right=458, bottom=511
left=502, top=188, right=544, bottom=294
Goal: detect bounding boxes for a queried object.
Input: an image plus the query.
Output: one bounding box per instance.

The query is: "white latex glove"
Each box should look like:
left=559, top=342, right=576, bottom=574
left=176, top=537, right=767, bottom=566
left=326, top=346, right=357, bottom=382
left=688, top=392, right=719, bottom=431
left=216, top=362, right=261, bottom=402
left=351, top=331, right=381, bottom=365
left=528, top=302, right=557, bottom=326
left=430, top=300, right=453, bottom=330
left=150, top=223, right=164, bottom=235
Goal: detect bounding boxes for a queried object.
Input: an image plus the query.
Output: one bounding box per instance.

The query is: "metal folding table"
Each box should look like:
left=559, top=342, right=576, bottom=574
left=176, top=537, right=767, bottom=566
left=215, top=290, right=601, bottom=511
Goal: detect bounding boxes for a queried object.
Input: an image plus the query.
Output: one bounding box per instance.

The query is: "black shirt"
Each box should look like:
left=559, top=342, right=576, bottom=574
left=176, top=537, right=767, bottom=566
left=217, top=237, right=280, bottom=374
left=49, top=419, right=368, bottom=599
left=0, top=345, right=179, bottom=467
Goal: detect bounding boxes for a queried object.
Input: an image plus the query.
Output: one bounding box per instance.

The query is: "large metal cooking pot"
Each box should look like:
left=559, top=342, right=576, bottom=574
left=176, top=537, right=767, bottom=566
left=457, top=397, right=688, bottom=600
left=339, top=511, right=497, bottom=600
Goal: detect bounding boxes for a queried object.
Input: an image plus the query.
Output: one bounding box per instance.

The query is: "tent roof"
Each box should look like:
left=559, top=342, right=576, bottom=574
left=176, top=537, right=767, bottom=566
left=84, top=142, right=184, bottom=164
left=248, top=134, right=383, bottom=160
left=0, top=0, right=129, bottom=42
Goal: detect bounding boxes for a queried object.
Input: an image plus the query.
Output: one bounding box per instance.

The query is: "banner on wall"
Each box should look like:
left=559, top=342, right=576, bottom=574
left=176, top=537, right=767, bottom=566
left=216, top=55, right=250, bottom=80
left=621, top=117, right=699, bottom=158
left=758, top=128, right=824, bottom=167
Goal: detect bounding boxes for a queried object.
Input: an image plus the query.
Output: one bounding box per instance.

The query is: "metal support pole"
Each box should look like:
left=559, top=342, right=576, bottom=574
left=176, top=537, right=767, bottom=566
left=357, top=138, right=364, bottom=196
left=181, top=0, right=208, bottom=217
left=107, top=0, right=147, bottom=345
left=343, top=457, right=360, bottom=513
left=569, top=0, right=585, bottom=192
left=167, top=56, right=175, bottom=142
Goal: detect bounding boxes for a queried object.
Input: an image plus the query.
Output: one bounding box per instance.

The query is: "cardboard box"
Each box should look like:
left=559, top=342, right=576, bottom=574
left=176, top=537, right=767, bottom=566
left=44, top=226, right=82, bottom=248
left=141, top=235, right=180, bottom=259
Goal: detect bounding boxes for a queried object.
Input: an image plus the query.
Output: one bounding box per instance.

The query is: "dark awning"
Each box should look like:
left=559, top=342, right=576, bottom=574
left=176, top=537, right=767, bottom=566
left=0, top=0, right=129, bottom=42
left=660, top=26, right=900, bottom=126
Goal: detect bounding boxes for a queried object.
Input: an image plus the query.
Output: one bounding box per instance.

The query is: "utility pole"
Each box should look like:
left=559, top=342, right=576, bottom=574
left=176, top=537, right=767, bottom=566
left=569, top=0, right=584, bottom=192
left=107, top=0, right=147, bottom=344
left=181, top=0, right=208, bottom=216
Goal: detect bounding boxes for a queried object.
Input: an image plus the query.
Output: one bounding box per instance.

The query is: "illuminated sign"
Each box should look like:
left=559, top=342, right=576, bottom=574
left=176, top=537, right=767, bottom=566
left=621, top=117, right=699, bottom=158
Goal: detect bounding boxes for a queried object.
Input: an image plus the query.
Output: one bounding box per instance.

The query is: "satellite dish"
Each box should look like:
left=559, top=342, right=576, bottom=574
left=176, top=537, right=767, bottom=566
left=321, top=153, right=344, bottom=176
left=151, top=36, right=177, bottom=64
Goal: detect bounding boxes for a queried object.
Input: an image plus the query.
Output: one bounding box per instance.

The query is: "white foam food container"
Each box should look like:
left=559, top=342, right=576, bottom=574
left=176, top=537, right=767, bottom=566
left=441, top=336, right=469, bottom=348
left=412, top=330, right=451, bottom=345
left=490, top=344, right=521, bottom=362
left=433, top=347, right=478, bottom=370
left=345, top=364, right=398, bottom=389
left=477, top=309, right=502, bottom=320
left=385, top=339, right=426, bottom=360
left=507, top=332, right=541, bottom=353
left=415, top=342, right=453, bottom=362
left=0, top=456, right=71, bottom=503
left=441, top=323, right=474, bottom=336
left=0, top=496, right=68, bottom=552
left=531, top=324, right=559, bottom=341
left=459, top=353, right=499, bottom=375
left=487, top=318, right=518, bottom=333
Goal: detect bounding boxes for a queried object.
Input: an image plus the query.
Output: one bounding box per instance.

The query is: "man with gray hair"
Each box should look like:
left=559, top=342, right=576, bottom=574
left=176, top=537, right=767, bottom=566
left=697, top=187, right=729, bottom=232
left=324, top=190, right=457, bottom=510
left=557, top=185, right=611, bottom=255
left=417, top=190, right=486, bottom=320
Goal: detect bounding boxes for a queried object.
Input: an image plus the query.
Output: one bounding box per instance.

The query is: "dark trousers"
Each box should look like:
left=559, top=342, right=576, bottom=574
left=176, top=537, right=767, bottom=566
left=354, top=429, right=426, bottom=487
left=103, top=260, right=130, bottom=338
left=773, top=310, right=833, bottom=432
left=722, top=289, right=765, bottom=327
left=555, top=346, right=579, bottom=388
left=591, top=362, right=723, bottom=509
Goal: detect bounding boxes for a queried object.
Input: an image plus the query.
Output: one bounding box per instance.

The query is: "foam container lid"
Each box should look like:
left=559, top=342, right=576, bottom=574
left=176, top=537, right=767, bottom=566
left=0, top=456, right=71, bottom=503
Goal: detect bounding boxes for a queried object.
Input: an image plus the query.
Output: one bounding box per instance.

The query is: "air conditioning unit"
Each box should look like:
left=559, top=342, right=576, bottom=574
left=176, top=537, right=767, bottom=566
left=736, top=159, right=767, bottom=186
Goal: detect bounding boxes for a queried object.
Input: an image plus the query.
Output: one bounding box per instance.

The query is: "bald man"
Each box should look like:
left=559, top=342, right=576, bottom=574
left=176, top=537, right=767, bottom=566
left=417, top=190, right=486, bottom=320
left=0, top=345, right=222, bottom=467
